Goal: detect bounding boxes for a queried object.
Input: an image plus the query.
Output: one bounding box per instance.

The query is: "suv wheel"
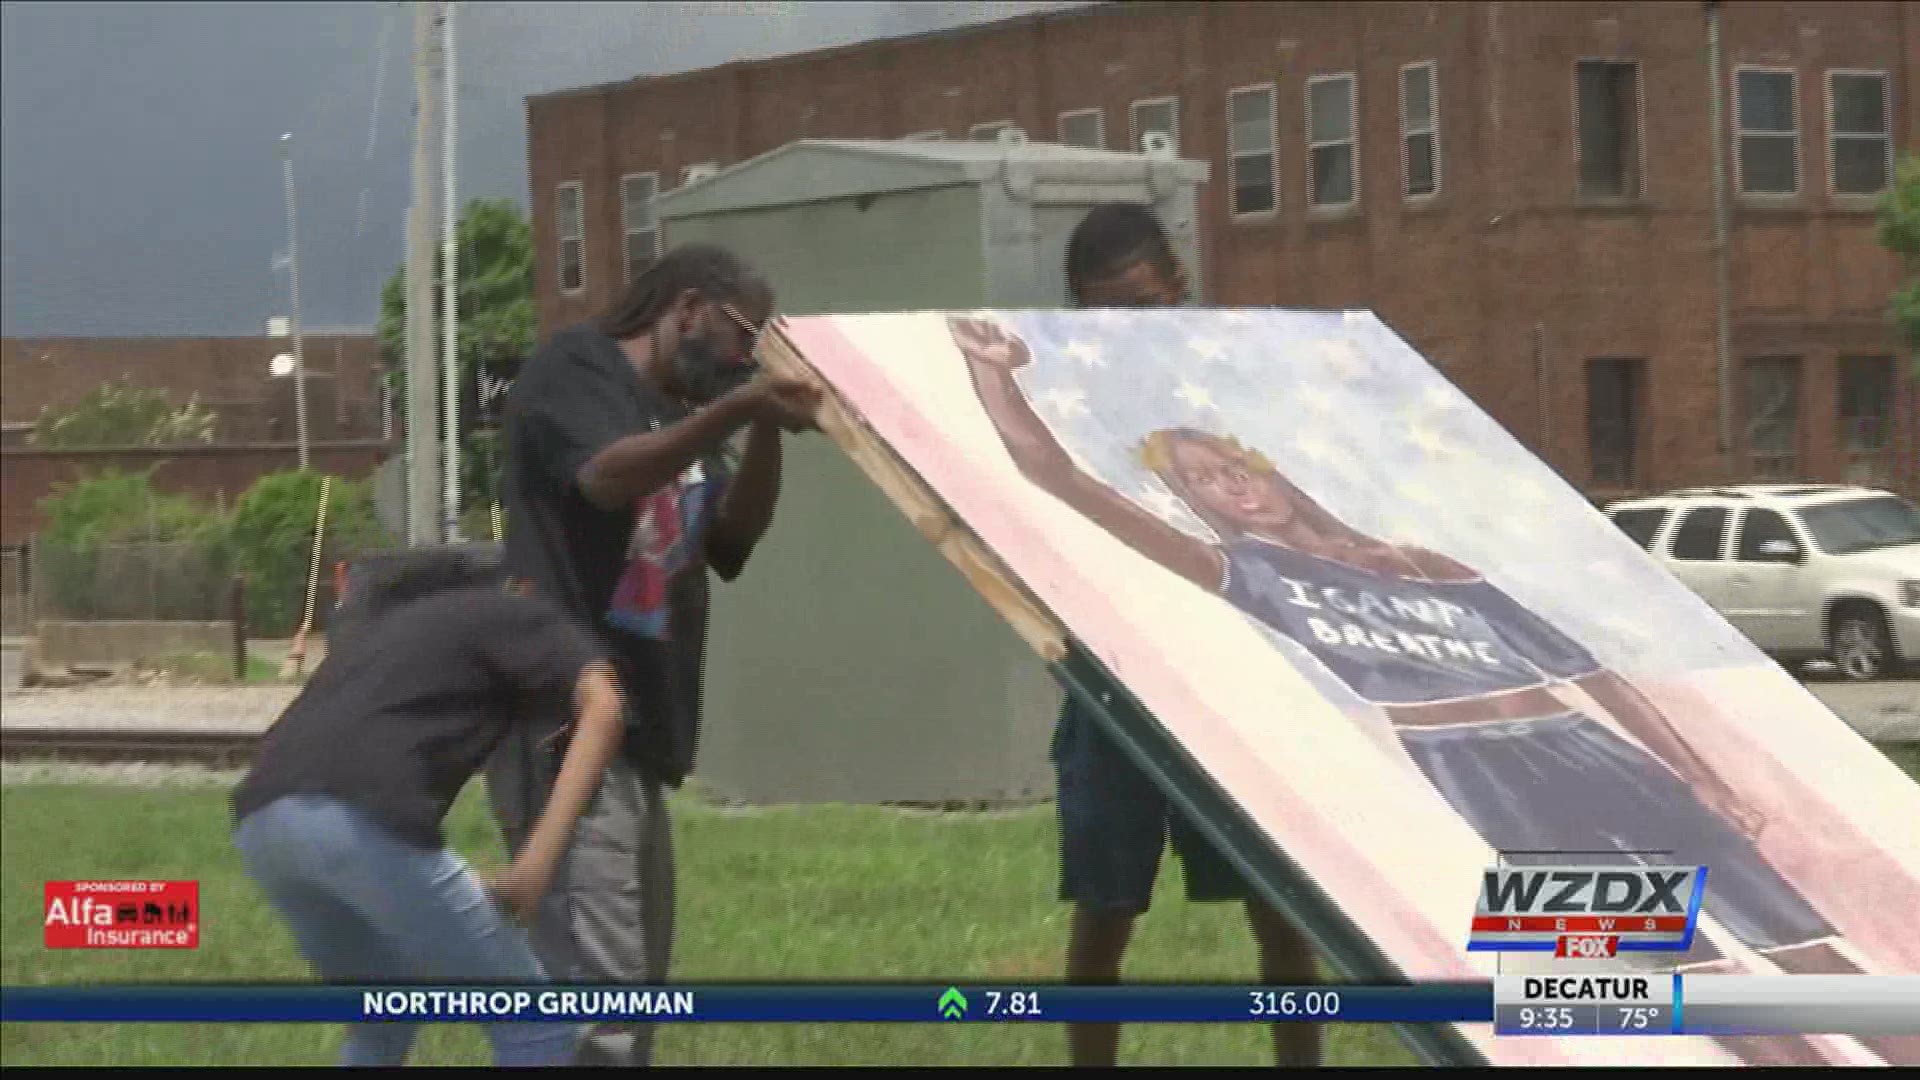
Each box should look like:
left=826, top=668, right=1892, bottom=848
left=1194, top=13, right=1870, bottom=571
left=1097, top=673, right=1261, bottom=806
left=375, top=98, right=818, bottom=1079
left=1827, top=605, right=1895, bottom=681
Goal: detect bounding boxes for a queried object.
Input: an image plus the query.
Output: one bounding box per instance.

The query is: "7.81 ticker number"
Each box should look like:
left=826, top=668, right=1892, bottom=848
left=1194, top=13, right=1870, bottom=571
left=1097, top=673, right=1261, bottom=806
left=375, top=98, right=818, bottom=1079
left=1248, top=990, right=1343, bottom=1019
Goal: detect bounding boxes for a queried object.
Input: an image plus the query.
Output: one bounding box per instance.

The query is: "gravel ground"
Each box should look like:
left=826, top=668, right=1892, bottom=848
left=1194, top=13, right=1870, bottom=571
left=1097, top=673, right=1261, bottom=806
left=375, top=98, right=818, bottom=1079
left=0, top=685, right=298, bottom=732
left=1, top=761, right=245, bottom=787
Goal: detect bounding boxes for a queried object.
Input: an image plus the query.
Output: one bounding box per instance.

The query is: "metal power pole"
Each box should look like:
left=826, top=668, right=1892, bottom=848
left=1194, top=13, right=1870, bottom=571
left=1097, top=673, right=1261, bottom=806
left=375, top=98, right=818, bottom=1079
left=279, top=134, right=310, bottom=471
left=404, top=0, right=443, bottom=545
left=440, top=1, right=462, bottom=542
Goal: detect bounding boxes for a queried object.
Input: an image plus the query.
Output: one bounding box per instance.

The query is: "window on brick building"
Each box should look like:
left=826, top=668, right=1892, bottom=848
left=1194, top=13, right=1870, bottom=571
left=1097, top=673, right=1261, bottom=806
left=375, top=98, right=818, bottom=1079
left=1306, top=74, right=1358, bottom=208
left=1130, top=97, right=1179, bottom=154
left=619, top=173, right=659, bottom=285
left=1736, top=68, right=1798, bottom=195
left=1575, top=60, right=1643, bottom=199
left=1400, top=61, right=1440, bottom=198
left=1744, top=356, right=1802, bottom=480
left=970, top=121, right=1014, bottom=142
left=556, top=182, right=584, bottom=294
left=1837, top=356, right=1893, bottom=453
left=1228, top=84, right=1277, bottom=216
left=1586, top=357, right=1644, bottom=489
left=1828, top=71, right=1892, bottom=196
left=1058, top=108, right=1104, bottom=149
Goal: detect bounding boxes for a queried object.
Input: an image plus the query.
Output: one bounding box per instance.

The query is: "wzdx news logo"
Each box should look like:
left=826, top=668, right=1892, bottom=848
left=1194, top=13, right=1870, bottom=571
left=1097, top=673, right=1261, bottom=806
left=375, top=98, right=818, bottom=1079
left=1467, top=865, right=1706, bottom=957
left=44, top=881, right=199, bottom=949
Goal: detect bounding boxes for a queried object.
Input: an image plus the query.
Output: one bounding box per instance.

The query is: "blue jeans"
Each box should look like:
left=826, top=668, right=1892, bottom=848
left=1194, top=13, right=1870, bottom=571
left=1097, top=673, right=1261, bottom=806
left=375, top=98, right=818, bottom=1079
left=233, top=795, right=578, bottom=1067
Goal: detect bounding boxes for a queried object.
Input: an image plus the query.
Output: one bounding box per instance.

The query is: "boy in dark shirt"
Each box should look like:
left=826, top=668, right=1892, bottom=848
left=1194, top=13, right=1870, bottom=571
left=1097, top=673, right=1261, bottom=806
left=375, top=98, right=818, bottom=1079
left=1033, top=204, right=1324, bottom=1068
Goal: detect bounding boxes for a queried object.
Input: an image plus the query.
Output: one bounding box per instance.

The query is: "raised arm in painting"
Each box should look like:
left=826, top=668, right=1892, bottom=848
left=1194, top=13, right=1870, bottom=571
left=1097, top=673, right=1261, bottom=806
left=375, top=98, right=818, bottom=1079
left=948, top=316, right=1222, bottom=591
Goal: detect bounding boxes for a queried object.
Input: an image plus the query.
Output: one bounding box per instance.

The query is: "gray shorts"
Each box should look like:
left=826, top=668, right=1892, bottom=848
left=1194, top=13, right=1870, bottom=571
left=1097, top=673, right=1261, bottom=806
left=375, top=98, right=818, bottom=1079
left=486, top=738, right=674, bottom=1067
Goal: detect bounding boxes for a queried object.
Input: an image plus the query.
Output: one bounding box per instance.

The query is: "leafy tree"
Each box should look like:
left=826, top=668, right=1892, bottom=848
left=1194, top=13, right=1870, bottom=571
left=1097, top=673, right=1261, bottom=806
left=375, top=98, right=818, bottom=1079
left=377, top=197, right=535, bottom=388
left=377, top=196, right=534, bottom=510
left=1876, top=154, right=1920, bottom=377
left=31, top=378, right=217, bottom=449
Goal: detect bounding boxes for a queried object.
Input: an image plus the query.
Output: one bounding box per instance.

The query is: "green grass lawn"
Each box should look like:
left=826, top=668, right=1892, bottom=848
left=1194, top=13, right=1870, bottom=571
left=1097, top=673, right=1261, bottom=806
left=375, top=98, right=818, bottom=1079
left=9, top=746, right=1917, bottom=1067
left=152, top=652, right=284, bottom=685
left=0, top=780, right=1419, bottom=1067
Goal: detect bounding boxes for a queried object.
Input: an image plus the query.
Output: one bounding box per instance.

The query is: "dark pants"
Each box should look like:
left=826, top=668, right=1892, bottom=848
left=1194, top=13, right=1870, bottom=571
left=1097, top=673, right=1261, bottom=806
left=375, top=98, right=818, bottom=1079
left=487, top=736, right=675, bottom=1066
left=1053, top=697, right=1253, bottom=913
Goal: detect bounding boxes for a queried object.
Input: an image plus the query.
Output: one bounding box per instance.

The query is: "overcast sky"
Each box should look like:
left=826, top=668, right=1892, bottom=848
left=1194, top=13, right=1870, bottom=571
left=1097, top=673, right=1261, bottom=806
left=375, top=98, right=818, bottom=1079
left=1, top=1, right=1086, bottom=337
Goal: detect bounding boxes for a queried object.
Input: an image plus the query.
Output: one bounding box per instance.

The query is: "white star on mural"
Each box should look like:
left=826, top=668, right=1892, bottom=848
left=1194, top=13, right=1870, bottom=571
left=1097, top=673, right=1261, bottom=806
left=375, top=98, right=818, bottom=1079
left=1175, top=380, right=1218, bottom=413
left=1294, top=385, right=1340, bottom=414
left=1396, top=480, right=1442, bottom=506
left=1135, top=480, right=1191, bottom=523
left=1188, top=338, right=1229, bottom=364
left=1062, top=339, right=1106, bottom=368
left=1293, top=432, right=1339, bottom=463
left=1038, top=387, right=1090, bottom=420
left=1313, top=339, right=1368, bottom=381
left=1404, top=421, right=1460, bottom=459
left=1064, top=445, right=1100, bottom=476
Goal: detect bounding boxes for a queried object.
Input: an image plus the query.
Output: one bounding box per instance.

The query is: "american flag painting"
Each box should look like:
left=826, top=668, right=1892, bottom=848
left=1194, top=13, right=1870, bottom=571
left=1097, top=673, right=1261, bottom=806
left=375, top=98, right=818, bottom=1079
left=780, top=309, right=1920, bottom=1067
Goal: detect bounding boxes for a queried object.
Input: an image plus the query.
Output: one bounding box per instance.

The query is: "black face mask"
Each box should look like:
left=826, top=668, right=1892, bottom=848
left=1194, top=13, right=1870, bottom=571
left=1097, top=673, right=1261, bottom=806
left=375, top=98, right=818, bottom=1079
left=673, top=333, right=755, bottom=405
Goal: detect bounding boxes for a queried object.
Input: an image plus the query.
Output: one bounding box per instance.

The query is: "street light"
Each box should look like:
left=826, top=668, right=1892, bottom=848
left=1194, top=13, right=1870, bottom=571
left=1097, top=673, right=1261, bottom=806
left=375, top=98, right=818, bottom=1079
left=278, top=133, right=310, bottom=470
left=269, top=353, right=296, bottom=378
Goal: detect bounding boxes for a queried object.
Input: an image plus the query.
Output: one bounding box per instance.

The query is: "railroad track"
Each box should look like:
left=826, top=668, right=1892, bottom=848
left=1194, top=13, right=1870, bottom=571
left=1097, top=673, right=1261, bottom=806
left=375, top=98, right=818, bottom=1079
left=0, top=728, right=260, bottom=768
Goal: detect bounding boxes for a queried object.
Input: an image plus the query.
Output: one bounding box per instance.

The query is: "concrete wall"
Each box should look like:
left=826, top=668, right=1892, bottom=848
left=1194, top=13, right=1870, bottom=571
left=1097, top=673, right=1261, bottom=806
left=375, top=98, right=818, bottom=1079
left=34, top=620, right=233, bottom=670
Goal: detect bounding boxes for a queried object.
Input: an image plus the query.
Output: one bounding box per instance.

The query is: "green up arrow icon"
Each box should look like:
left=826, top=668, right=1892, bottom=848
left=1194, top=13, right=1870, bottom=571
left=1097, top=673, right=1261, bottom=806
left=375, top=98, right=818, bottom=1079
left=938, top=987, right=968, bottom=1020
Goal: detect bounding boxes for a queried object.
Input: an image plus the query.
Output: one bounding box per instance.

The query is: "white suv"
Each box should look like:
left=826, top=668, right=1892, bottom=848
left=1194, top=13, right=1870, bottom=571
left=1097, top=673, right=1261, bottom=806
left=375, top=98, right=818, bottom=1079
left=1605, top=485, right=1920, bottom=680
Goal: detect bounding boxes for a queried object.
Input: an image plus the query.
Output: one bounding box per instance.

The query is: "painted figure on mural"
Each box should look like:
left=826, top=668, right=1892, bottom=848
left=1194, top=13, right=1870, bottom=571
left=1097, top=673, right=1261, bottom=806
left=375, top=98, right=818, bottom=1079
left=950, top=314, right=1915, bottom=1066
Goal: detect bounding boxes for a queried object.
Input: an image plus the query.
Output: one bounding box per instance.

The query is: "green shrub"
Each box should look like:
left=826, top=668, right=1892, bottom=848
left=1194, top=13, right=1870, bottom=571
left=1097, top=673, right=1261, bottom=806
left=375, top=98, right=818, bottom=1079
left=228, top=470, right=393, bottom=636
left=33, top=470, right=230, bottom=620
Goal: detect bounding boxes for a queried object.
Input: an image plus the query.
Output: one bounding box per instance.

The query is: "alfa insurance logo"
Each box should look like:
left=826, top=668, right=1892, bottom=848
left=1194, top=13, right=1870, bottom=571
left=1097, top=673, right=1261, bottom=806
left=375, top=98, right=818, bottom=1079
left=44, top=880, right=199, bottom=949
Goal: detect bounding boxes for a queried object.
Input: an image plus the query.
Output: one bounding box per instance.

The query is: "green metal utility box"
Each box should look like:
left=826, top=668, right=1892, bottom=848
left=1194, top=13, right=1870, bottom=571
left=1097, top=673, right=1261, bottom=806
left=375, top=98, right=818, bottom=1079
left=658, top=137, right=1207, bottom=804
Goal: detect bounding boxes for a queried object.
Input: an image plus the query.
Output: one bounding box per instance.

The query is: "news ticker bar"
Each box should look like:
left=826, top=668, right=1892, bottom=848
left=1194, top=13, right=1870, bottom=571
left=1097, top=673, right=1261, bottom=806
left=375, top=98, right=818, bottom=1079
left=2, top=979, right=1917, bottom=1034
left=1493, top=976, right=1920, bottom=1037
left=0, top=985, right=1467, bottom=1025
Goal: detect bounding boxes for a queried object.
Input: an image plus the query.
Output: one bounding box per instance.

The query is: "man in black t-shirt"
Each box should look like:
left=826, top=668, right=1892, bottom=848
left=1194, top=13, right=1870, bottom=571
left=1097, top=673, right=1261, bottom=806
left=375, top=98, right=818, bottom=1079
left=491, top=243, right=817, bottom=1067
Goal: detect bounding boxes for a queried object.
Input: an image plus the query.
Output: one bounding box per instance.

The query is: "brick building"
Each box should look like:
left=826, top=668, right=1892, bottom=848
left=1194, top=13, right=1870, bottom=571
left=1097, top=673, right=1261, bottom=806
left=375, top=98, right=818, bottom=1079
left=525, top=0, right=1916, bottom=501
left=1, top=332, right=390, bottom=444
left=0, top=333, right=394, bottom=547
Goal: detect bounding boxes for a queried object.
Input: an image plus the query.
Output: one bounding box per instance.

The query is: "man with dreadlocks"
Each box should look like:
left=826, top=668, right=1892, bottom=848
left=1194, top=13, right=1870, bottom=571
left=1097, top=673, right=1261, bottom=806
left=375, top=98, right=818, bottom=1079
left=493, top=243, right=819, bottom=1066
